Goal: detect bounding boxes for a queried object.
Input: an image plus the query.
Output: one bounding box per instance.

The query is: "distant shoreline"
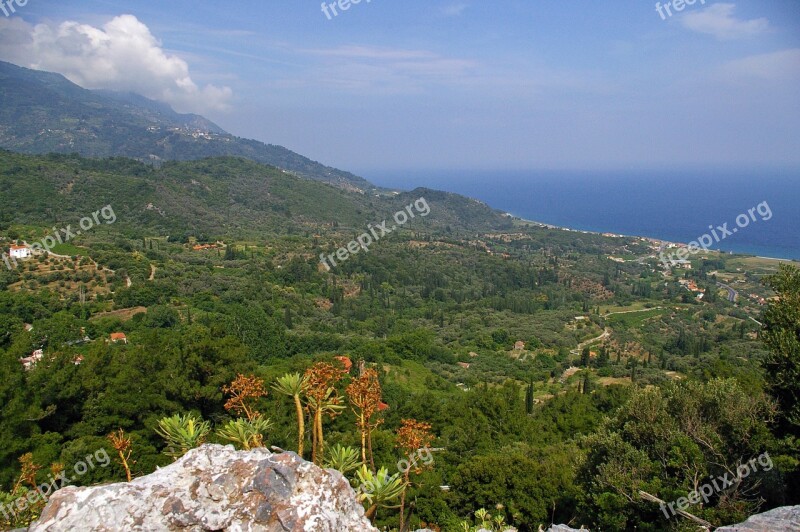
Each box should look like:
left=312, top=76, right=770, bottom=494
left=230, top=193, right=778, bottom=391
left=507, top=213, right=799, bottom=264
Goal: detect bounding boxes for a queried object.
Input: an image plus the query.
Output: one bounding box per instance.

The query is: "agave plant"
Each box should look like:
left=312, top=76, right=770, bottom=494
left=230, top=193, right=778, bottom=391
left=354, top=464, right=406, bottom=521
left=154, top=413, right=211, bottom=460
left=216, top=417, right=273, bottom=450
left=475, top=508, right=491, bottom=529
left=324, top=443, right=361, bottom=475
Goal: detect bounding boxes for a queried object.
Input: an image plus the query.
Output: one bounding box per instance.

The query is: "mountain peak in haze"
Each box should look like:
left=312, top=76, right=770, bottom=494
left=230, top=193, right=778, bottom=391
left=0, top=61, right=372, bottom=192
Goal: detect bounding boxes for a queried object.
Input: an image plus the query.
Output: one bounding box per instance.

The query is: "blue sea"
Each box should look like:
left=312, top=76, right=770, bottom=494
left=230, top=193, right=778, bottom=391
left=364, top=169, right=800, bottom=261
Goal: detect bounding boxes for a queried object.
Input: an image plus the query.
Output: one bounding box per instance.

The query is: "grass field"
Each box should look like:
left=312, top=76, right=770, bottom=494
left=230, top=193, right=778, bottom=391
left=606, top=308, right=669, bottom=327
left=50, top=243, right=87, bottom=256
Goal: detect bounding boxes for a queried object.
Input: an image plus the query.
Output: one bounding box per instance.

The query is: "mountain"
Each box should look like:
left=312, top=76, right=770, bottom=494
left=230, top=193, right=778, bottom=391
left=0, top=150, right=513, bottom=238
left=0, top=61, right=372, bottom=192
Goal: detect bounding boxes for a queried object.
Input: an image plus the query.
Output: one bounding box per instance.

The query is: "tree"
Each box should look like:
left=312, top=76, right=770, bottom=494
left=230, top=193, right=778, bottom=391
left=272, top=373, right=308, bottom=457
left=579, top=379, right=776, bottom=529
left=304, top=362, right=344, bottom=464
left=346, top=368, right=384, bottom=469
left=396, top=419, right=434, bottom=532
left=581, top=347, right=591, bottom=367
left=761, top=264, right=800, bottom=434
left=525, top=379, right=534, bottom=415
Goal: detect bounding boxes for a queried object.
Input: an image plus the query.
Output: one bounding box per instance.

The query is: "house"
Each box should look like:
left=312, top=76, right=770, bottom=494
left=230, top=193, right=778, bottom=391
left=20, top=349, right=44, bottom=370
left=110, top=332, right=128, bottom=344
left=334, top=355, right=353, bottom=373
left=377, top=401, right=389, bottom=412
left=514, top=341, right=526, bottom=351
left=9, top=245, right=31, bottom=260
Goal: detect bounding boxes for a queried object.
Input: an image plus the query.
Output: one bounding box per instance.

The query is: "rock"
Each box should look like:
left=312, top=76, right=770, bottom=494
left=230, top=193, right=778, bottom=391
left=715, top=505, right=800, bottom=531
left=29, top=444, right=377, bottom=532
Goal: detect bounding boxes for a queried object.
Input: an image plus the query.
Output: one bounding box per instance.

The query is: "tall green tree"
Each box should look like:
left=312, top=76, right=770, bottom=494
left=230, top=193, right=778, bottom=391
left=762, top=264, right=800, bottom=435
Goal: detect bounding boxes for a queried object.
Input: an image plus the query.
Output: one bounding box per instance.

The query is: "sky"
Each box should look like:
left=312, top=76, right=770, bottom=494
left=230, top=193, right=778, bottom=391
left=0, top=0, right=798, bottom=174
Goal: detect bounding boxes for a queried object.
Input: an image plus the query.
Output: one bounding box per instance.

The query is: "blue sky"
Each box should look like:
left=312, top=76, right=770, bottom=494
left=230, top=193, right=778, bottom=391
left=1, top=1, right=798, bottom=174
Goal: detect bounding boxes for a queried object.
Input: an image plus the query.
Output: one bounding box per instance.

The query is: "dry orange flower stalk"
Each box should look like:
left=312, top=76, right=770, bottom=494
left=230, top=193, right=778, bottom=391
left=222, top=374, right=268, bottom=421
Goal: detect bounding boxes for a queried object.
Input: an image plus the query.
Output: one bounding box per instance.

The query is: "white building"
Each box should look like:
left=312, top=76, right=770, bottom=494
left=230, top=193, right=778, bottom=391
left=20, top=349, right=43, bottom=371
left=9, top=245, right=31, bottom=260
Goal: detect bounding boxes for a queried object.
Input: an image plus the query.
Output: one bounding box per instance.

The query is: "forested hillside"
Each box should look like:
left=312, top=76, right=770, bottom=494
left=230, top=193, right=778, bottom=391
left=0, top=152, right=798, bottom=531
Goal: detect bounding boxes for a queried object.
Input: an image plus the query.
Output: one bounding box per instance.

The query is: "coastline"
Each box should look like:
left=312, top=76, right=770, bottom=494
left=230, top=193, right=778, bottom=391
left=507, top=213, right=799, bottom=264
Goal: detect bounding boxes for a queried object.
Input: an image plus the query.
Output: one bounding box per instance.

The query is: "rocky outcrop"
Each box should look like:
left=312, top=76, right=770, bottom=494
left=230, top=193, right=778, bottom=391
left=29, top=444, right=376, bottom=531
left=533, top=507, right=800, bottom=532
left=715, top=505, right=800, bottom=531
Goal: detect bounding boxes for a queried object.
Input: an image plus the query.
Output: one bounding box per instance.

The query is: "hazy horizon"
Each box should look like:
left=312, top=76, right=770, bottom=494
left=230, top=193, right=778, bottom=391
left=0, top=1, right=798, bottom=174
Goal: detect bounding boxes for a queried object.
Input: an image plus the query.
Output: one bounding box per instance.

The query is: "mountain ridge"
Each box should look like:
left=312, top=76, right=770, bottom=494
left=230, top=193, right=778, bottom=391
left=0, top=61, right=373, bottom=192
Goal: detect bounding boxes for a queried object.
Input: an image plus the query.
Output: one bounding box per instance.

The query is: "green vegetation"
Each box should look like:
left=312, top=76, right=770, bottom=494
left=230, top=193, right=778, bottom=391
left=0, top=151, right=797, bottom=531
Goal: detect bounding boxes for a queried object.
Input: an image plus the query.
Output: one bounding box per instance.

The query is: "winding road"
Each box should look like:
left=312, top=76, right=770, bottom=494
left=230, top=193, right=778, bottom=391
left=716, top=281, right=738, bottom=303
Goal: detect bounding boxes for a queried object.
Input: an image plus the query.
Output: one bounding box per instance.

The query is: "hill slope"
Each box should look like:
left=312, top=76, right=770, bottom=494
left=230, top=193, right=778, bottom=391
left=0, top=150, right=512, bottom=238
left=0, top=61, right=372, bottom=192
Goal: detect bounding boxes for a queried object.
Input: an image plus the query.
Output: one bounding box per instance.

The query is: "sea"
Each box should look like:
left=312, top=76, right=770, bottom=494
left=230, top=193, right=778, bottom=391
left=364, top=169, right=800, bottom=261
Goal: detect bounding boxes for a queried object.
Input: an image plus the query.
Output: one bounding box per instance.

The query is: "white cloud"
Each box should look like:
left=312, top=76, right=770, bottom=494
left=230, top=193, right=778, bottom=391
left=718, top=49, right=800, bottom=82
left=295, top=45, right=476, bottom=93
left=680, top=3, right=769, bottom=40
left=0, top=15, right=231, bottom=113
left=441, top=3, right=468, bottom=17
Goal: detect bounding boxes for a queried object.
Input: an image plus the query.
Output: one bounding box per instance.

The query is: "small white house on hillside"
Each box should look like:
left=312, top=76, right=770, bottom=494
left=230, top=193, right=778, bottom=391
left=9, top=245, right=31, bottom=259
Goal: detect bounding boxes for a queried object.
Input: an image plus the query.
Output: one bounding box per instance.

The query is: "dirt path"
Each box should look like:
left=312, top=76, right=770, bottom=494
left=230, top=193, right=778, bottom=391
left=570, top=328, right=611, bottom=356
left=149, top=264, right=156, bottom=281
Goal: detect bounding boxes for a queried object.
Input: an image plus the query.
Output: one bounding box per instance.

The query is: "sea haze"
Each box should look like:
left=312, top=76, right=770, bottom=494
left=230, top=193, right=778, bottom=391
left=365, top=169, right=800, bottom=261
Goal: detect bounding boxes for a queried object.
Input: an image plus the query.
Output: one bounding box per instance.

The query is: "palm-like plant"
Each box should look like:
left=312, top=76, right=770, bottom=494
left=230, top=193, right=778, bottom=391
left=346, top=369, right=384, bottom=468
left=272, top=373, right=308, bottom=456
left=324, top=444, right=361, bottom=475
left=154, top=413, right=211, bottom=460
left=304, top=362, right=345, bottom=464
left=216, top=417, right=273, bottom=450
left=355, top=464, right=406, bottom=521
left=306, top=389, right=345, bottom=463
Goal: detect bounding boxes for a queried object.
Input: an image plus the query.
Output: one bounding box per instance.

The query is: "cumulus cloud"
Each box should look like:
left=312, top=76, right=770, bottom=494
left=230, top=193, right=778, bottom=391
left=680, top=3, right=769, bottom=40
left=0, top=15, right=231, bottom=113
